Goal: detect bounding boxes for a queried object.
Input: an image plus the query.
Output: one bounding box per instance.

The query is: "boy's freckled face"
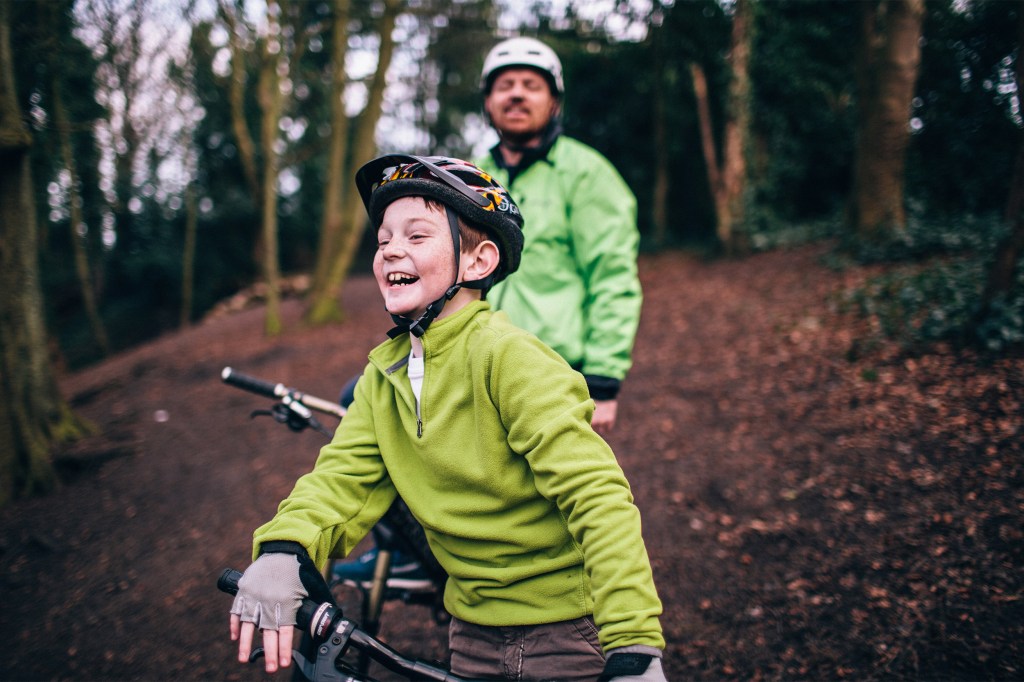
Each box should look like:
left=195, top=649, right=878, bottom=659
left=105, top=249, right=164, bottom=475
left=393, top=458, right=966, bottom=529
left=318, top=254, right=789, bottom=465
left=373, top=196, right=457, bottom=319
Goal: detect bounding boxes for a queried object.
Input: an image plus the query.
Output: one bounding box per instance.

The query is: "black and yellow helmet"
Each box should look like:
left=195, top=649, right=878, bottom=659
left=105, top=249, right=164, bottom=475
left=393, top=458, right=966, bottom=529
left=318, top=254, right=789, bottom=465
left=355, top=154, right=524, bottom=286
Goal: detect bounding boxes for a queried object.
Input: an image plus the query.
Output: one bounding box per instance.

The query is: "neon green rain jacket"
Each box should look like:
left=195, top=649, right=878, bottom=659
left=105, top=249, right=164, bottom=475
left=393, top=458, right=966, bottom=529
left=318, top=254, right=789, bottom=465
left=477, top=136, right=642, bottom=395
left=252, top=301, right=664, bottom=652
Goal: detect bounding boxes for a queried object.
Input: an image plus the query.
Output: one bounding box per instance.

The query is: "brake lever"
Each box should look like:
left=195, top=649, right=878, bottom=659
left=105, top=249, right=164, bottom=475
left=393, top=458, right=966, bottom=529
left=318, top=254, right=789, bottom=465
left=249, top=402, right=333, bottom=438
left=281, top=395, right=334, bottom=438
left=249, top=647, right=343, bottom=682
left=248, top=404, right=311, bottom=432
left=310, top=618, right=361, bottom=682
left=289, top=649, right=318, bottom=681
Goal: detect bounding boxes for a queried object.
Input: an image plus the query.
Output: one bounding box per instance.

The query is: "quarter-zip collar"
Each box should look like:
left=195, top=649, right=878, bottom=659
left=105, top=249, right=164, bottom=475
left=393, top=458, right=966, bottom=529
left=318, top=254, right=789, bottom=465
left=368, top=300, right=490, bottom=437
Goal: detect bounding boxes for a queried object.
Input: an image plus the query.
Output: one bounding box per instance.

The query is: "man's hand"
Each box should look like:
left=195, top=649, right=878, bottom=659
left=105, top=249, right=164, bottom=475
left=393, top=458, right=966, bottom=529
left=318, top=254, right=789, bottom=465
left=229, top=552, right=306, bottom=672
left=592, top=399, right=619, bottom=434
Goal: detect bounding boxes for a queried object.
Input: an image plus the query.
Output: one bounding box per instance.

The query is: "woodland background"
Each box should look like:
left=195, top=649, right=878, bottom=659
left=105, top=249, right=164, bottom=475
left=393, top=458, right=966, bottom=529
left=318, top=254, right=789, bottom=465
left=4, top=0, right=1023, bottom=370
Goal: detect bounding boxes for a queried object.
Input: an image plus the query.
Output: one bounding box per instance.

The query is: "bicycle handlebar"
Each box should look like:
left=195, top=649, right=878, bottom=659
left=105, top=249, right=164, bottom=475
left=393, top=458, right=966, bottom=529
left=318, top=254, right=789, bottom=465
left=218, top=568, right=463, bottom=681
left=221, top=367, right=346, bottom=419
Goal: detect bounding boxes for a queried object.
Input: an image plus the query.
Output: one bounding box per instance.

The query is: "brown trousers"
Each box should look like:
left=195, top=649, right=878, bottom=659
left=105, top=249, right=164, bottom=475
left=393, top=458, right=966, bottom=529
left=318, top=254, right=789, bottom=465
left=448, top=615, right=606, bottom=681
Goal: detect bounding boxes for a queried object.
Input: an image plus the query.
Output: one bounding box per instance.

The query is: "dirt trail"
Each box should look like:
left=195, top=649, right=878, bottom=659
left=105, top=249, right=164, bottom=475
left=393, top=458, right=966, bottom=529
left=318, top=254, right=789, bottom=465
left=1, top=244, right=1021, bottom=681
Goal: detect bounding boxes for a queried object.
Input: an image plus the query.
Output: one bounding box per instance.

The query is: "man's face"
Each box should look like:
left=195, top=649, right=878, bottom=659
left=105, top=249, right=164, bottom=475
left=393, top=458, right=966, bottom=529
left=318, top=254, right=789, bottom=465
left=484, top=67, right=560, bottom=144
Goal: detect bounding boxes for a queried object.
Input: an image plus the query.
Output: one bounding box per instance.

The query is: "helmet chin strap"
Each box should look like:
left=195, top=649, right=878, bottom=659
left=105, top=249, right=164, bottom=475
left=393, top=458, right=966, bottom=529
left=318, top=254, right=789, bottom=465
left=386, top=207, right=485, bottom=339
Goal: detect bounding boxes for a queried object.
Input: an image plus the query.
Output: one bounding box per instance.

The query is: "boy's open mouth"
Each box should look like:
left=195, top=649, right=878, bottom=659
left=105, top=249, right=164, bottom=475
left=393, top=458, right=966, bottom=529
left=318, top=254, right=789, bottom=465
left=388, top=272, right=419, bottom=286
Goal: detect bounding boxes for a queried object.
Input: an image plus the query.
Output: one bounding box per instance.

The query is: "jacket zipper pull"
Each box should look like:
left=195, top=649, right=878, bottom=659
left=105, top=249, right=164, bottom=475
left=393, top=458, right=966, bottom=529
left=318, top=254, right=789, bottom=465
left=417, top=417, right=422, bottom=438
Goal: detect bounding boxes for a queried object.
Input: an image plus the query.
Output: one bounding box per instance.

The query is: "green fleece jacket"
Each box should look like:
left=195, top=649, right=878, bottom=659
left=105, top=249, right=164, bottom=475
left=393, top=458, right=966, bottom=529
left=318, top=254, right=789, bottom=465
left=477, top=136, right=642, bottom=397
left=253, top=301, right=664, bottom=652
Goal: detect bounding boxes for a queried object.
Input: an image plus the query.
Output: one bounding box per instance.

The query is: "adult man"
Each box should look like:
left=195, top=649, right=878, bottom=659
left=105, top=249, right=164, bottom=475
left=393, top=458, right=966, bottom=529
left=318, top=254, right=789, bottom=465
left=476, top=36, right=643, bottom=434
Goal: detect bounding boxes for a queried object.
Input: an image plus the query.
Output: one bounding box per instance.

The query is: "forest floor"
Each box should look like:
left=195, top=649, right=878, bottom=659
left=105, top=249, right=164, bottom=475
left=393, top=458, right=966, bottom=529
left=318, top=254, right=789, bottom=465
left=1, top=242, right=1022, bottom=681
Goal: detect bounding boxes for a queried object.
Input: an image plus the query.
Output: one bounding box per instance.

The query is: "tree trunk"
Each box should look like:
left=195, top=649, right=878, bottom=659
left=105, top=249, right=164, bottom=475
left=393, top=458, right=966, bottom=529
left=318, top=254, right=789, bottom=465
left=257, top=0, right=286, bottom=336
left=848, top=0, right=925, bottom=241
left=48, top=62, right=109, bottom=356
left=0, top=0, right=91, bottom=507
left=104, top=0, right=145, bottom=257
left=219, top=0, right=265, bottom=269
left=719, top=0, right=753, bottom=256
left=690, top=62, right=721, bottom=222
left=974, top=6, right=1024, bottom=324
left=305, top=0, right=353, bottom=324
left=650, top=15, right=669, bottom=248
left=690, top=0, right=753, bottom=257
left=180, top=182, right=197, bottom=327
left=220, top=0, right=260, bottom=204
left=305, top=0, right=399, bottom=325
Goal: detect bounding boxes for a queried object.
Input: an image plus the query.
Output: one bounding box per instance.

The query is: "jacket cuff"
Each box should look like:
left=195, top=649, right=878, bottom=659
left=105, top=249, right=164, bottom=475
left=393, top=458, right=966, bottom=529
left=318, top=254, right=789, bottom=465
left=584, top=374, right=621, bottom=401
left=257, top=540, right=310, bottom=559
left=604, top=645, right=663, bottom=659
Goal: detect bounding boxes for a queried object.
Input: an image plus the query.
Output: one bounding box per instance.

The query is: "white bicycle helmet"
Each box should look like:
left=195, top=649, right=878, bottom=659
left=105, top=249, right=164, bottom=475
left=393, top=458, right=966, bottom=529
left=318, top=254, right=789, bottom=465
left=480, top=36, right=564, bottom=95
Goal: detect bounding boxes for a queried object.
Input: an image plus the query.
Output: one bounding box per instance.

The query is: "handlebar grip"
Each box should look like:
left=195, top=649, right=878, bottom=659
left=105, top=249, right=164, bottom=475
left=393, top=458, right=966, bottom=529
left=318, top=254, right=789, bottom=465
left=221, top=367, right=283, bottom=399
left=296, top=599, right=323, bottom=632
left=218, top=568, right=243, bottom=595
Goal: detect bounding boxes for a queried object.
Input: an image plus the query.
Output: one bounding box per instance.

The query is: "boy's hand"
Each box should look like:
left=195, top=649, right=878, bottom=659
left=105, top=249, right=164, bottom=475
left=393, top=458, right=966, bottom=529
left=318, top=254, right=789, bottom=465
left=228, top=545, right=332, bottom=673
left=229, top=553, right=305, bottom=672
left=599, top=651, right=667, bottom=681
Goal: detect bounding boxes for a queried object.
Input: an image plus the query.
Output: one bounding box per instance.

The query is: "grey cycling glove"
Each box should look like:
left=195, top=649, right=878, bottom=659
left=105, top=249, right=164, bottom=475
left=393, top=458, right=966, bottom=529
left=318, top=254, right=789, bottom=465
left=230, top=552, right=307, bottom=629
left=229, top=542, right=333, bottom=630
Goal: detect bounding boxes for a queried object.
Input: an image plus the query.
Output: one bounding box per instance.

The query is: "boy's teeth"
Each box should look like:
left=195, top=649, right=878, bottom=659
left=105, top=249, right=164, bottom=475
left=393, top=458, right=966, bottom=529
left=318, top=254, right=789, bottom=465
left=388, top=272, right=416, bottom=285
